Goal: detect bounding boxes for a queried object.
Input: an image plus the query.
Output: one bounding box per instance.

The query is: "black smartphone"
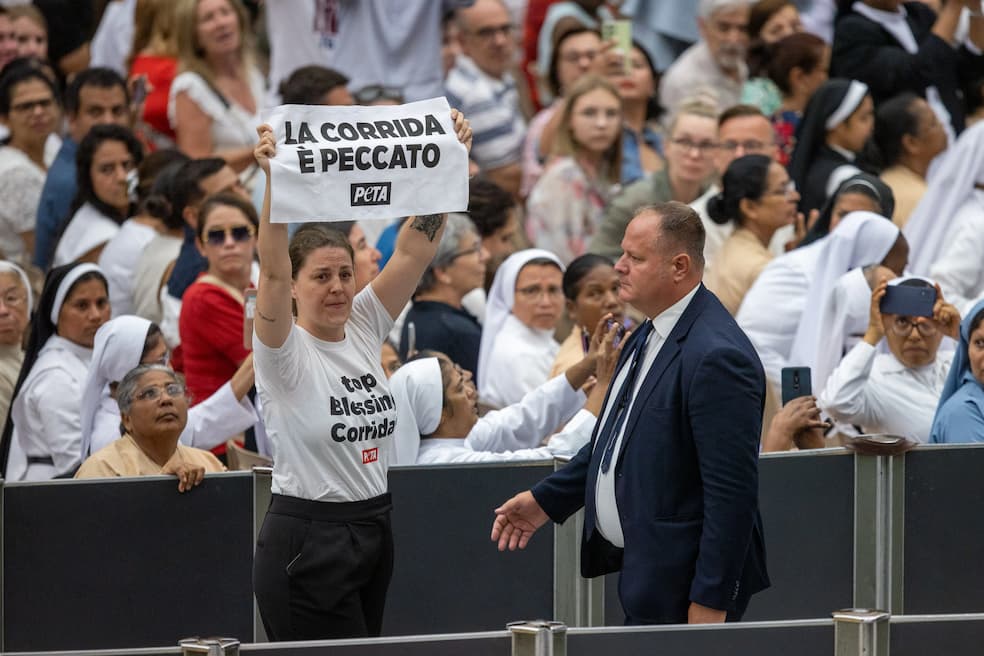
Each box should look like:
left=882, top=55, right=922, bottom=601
left=781, top=366, right=811, bottom=406
left=880, top=285, right=935, bottom=318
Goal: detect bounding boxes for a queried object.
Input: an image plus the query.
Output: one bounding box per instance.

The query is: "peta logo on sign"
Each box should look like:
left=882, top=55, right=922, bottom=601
left=362, top=448, right=379, bottom=464
left=351, top=182, right=392, bottom=206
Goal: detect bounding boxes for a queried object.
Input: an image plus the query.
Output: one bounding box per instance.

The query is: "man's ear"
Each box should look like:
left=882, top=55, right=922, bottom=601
left=671, top=253, right=692, bottom=281
left=182, top=205, right=199, bottom=230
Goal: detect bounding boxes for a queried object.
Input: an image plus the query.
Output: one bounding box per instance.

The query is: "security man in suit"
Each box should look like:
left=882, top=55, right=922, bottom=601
left=492, top=201, right=770, bottom=624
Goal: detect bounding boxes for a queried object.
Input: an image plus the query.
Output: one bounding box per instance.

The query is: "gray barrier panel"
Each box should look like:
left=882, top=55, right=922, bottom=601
left=384, top=462, right=555, bottom=635
left=603, top=451, right=855, bottom=624
left=903, top=446, right=984, bottom=614
left=568, top=620, right=833, bottom=656
left=2, top=473, right=255, bottom=652
left=890, top=614, right=984, bottom=656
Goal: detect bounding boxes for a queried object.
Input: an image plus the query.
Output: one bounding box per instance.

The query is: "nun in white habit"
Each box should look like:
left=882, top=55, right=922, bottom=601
left=390, top=356, right=594, bottom=465
left=477, top=248, right=566, bottom=408
left=0, top=263, right=110, bottom=480
left=78, top=315, right=259, bottom=461
left=904, top=121, right=984, bottom=316
left=737, top=211, right=905, bottom=394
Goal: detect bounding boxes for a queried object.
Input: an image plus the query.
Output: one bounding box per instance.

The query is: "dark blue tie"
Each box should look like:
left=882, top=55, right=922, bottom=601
left=599, top=320, right=653, bottom=473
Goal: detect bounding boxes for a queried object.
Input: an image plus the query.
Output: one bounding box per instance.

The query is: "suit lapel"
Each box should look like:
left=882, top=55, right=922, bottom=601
left=615, top=287, right=710, bottom=458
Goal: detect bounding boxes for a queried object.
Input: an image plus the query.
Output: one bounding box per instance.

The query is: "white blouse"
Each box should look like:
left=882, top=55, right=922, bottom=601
left=929, top=190, right=984, bottom=317
left=480, top=314, right=559, bottom=409
left=53, top=203, right=119, bottom=267
left=819, top=341, right=953, bottom=443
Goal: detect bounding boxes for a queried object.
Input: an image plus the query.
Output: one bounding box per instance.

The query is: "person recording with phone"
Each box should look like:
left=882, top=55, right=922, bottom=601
left=818, top=275, right=959, bottom=443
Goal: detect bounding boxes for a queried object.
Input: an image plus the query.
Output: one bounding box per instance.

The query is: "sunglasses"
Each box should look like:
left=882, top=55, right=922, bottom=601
left=204, top=225, right=255, bottom=246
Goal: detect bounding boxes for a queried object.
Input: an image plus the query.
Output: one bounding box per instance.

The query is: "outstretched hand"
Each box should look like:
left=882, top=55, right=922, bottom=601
left=254, top=124, right=275, bottom=175
left=451, top=108, right=473, bottom=154
left=491, top=490, right=549, bottom=551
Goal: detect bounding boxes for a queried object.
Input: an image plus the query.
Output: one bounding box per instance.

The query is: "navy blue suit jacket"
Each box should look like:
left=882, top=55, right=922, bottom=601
left=532, top=285, right=770, bottom=623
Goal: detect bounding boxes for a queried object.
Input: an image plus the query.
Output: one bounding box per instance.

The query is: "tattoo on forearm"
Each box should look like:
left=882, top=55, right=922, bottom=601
left=410, top=214, right=444, bottom=242
left=257, top=310, right=277, bottom=323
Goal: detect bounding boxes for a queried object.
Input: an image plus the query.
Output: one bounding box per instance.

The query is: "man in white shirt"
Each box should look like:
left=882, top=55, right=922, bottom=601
left=492, top=201, right=770, bottom=624
left=658, top=0, right=752, bottom=118
left=445, top=0, right=526, bottom=197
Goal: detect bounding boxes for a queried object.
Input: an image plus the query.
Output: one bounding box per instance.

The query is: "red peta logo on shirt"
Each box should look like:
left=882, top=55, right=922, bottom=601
left=362, top=448, right=378, bottom=464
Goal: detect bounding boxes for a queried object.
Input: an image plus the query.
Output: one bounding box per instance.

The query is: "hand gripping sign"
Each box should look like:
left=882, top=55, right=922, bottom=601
left=264, top=97, right=470, bottom=222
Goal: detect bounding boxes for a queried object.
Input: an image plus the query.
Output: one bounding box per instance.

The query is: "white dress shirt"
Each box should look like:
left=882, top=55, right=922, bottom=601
left=595, top=284, right=699, bottom=547
left=819, top=341, right=953, bottom=442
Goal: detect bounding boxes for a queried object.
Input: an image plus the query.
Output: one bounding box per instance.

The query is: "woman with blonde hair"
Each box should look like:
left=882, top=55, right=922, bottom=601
left=526, top=75, right=622, bottom=264
left=129, top=0, right=180, bottom=149
left=168, top=0, right=263, bottom=185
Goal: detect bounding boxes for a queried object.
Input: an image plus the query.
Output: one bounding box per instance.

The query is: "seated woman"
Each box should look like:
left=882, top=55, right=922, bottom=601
left=76, top=364, right=226, bottom=491
left=765, top=31, right=829, bottom=166
left=0, top=63, right=60, bottom=265
left=873, top=93, right=947, bottom=227
left=526, top=75, right=623, bottom=264
left=391, top=316, right=622, bottom=464
left=787, top=78, right=873, bottom=215
left=737, top=211, right=906, bottom=420
left=821, top=276, right=959, bottom=442
left=705, top=154, right=799, bottom=315
left=799, top=172, right=894, bottom=246
left=550, top=253, right=624, bottom=377
left=400, top=213, right=487, bottom=377
left=931, top=299, right=984, bottom=443
left=169, top=0, right=264, bottom=188
left=0, top=262, right=31, bottom=423
left=1, top=263, right=111, bottom=480
left=178, top=192, right=255, bottom=408
left=53, top=124, right=143, bottom=266
left=80, top=314, right=257, bottom=460
left=477, top=248, right=565, bottom=408
left=905, top=121, right=984, bottom=316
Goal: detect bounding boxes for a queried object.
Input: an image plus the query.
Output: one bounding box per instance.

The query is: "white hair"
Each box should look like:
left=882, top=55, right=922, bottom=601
left=698, top=0, right=751, bottom=20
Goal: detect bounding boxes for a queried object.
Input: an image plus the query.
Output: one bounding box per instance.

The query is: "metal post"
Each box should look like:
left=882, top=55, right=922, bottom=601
left=252, top=467, right=273, bottom=642
left=552, top=459, right=604, bottom=627
left=508, top=621, right=567, bottom=656
left=179, top=637, right=240, bottom=655
left=833, top=609, right=890, bottom=656
left=854, top=454, right=905, bottom=612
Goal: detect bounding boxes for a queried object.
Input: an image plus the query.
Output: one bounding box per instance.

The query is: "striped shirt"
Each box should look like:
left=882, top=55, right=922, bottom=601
left=445, top=55, right=526, bottom=170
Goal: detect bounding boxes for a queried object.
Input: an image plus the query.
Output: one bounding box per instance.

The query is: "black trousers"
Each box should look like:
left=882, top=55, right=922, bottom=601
left=253, top=493, right=394, bottom=641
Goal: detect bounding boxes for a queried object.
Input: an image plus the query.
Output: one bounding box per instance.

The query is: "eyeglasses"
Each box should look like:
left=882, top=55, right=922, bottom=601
left=889, top=316, right=939, bottom=338
left=134, top=382, right=186, bottom=402
left=354, top=84, right=404, bottom=105
left=559, top=49, right=599, bottom=64
left=10, top=97, right=54, bottom=113
left=719, top=139, right=769, bottom=154
left=765, top=179, right=797, bottom=197
left=515, top=284, right=563, bottom=300
left=204, top=224, right=255, bottom=246
left=0, top=292, right=26, bottom=308
left=448, top=242, right=483, bottom=261
left=471, top=23, right=514, bottom=40
left=670, top=137, right=718, bottom=154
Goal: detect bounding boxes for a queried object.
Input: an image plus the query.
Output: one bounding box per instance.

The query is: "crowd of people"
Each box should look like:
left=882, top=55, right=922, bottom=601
left=0, top=0, right=982, bottom=643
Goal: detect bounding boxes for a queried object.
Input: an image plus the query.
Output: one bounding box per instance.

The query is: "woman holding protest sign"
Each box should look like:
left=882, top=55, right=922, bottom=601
left=251, top=109, right=471, bottom=641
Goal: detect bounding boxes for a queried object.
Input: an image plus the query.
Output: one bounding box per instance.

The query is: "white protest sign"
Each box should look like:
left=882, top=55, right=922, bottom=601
left=264, top=97, right=469, bottom=223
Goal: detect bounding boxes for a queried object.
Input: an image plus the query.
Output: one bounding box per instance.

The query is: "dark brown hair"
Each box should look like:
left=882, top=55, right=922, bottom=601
left=288, top=224, right=354, bottom=279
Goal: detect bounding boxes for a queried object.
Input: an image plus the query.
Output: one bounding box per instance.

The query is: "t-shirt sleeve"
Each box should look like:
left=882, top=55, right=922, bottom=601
left=348, top=285, right=395, bottom=351
left=253, top=323, right=306, bottom=395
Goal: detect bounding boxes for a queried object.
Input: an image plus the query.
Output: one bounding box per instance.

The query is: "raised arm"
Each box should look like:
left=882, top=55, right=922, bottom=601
left=253, top=125, right=293, bottom=348
left=370, top=110, right=472, bottom=319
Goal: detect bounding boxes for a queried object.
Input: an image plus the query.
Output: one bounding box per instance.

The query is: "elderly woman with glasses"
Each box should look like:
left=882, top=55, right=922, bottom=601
left=819, top=276, right=959, bottom=442
left=399, top=213, right=488, bottom=377
left=76, top=364, right=226, bottom=491
left=178, top=191, right=256, bottom=416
